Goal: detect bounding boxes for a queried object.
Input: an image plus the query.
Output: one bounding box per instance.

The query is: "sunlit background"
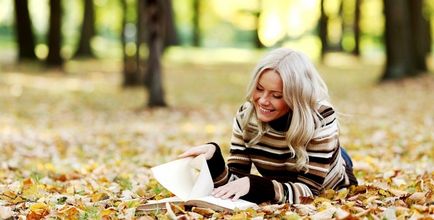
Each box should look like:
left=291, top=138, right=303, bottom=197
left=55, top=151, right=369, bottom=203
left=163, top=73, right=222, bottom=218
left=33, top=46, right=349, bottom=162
left=0, top=1, right=433, bottom=218
left=2, top=0, right=429, bottom=61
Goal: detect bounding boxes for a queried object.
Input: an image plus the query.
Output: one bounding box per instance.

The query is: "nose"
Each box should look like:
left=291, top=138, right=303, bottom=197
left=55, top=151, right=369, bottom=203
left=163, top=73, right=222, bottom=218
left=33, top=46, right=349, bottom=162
left=258, top=93, right=270, bottom=106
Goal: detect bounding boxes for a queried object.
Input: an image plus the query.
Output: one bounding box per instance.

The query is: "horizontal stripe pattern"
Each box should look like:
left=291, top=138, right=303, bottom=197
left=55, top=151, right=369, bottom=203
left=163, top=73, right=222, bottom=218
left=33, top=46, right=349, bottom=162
left=209, top=102, right=356, bottom=204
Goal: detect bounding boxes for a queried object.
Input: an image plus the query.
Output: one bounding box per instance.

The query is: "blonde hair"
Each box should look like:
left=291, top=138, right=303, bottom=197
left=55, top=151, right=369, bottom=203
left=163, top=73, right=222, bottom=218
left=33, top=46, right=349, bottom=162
left=241, top=48, right=330, bottom=171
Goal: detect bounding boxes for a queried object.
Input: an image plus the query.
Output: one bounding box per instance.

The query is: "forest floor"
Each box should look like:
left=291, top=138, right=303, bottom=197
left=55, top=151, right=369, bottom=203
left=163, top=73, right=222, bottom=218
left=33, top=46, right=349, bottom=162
left=0, top=50, right=433, bottom=219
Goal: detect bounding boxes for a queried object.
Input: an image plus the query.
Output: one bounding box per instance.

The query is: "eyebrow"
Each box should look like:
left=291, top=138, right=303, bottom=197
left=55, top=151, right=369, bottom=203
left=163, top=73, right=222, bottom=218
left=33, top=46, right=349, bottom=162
left=257, top=82, right=283, bottom=93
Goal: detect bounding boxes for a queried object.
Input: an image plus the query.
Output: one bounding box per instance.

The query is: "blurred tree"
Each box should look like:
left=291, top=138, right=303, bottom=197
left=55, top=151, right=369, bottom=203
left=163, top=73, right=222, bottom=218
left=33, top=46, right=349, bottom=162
left=192, top=0, right=201, bottom=47
left=382, top=0, right=431, bottom=80
left=46, top=0, right=64, bottom=66
left=121, top=0, right=139, bottom=86
left=136, top=0, right=147, bottom=85
left=122, top=0, right=176, bottom=88
left=143, top=0, right=168, bottom=107
left=162, top=0, right=178, bottom=47
left=409, top=0, right=431, bottom=71
left=74, top=0, right=95, bottom=58
left=352, top=0, right=361, bottom=56
left=13, top=0, right=37, bottom=61
left=335, top=0, right=344, bottom=52
left=319, top=0, right=329, bottom=59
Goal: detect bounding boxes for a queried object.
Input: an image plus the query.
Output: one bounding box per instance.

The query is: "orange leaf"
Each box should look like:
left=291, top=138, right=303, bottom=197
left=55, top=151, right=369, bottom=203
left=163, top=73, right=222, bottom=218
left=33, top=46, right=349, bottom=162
left=27, top=203, right=49, bottom=220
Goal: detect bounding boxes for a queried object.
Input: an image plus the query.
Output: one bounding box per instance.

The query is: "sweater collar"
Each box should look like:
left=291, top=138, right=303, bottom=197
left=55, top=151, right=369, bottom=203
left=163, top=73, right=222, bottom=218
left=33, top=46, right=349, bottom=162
left=268, top=110, right=292, bottom=132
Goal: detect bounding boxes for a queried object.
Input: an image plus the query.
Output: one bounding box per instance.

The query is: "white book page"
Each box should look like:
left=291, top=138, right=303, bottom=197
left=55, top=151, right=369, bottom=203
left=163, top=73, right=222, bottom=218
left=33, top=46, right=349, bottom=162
left=192, top=196, right=259, bottom=210
left=151, top=157, right=195, bottom=201
left=189, top=155, right=214, bottom=198
left=151, top=155, right=213, bottom=201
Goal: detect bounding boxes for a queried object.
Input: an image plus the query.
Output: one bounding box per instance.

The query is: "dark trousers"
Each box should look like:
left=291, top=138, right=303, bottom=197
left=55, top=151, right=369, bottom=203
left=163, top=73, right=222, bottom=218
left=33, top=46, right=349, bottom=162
left=341, top=147, right=358, bottom=185
left=341, top=147, right=354, bottom=168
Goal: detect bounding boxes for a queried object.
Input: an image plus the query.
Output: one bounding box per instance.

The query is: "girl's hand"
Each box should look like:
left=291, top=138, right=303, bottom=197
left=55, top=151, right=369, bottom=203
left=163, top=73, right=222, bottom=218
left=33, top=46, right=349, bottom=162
left=178, top=144, right=216, bottom=160
left=211, top=177, right=250, bottom=201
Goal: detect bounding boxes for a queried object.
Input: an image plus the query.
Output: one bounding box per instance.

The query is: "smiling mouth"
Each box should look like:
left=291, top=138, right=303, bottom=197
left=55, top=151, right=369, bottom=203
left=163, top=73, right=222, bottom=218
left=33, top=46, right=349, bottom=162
left=259, top=106, right=274, bottom=113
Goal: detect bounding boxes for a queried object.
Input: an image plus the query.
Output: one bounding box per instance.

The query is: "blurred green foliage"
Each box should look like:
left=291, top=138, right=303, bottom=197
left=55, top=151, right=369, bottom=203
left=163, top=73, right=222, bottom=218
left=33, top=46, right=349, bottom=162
left=0, top=0, right=433, bottom=59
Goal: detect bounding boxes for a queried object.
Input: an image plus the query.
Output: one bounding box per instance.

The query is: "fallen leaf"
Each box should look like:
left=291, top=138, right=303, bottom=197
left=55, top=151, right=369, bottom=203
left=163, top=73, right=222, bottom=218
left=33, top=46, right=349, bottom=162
left=0, top=206, right=14, bottom=219
left=27, top=203, right=50, bottom=220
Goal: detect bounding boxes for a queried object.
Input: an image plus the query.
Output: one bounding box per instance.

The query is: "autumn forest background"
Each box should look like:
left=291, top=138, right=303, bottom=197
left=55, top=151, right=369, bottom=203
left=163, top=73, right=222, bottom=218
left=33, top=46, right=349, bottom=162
left=0, top=0, right=433, bottom=219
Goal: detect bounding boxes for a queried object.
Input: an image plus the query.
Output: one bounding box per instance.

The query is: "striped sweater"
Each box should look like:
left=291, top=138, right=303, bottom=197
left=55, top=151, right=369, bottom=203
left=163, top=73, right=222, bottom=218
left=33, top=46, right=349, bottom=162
left=206, top=102, right=358, bottom=204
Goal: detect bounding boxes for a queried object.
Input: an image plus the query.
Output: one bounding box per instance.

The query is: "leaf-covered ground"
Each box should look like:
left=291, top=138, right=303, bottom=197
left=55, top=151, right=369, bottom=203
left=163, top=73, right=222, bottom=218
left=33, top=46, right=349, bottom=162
left=0, top=50, right=433, bottom=219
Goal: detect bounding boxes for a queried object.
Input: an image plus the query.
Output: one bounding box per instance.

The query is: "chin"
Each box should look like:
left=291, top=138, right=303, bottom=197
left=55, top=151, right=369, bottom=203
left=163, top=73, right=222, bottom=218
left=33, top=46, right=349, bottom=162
left=256, top=113, right=274, bottom=123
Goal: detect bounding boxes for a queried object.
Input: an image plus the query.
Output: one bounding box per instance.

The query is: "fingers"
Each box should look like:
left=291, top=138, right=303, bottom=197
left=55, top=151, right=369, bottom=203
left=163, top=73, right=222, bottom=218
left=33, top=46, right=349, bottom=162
left=177, top=147, right=204, bottom=158
left=211, top=177, right=249, bottom=201
left=212, top=186, right=236, bottom=200
left=232, top=192, right=243, bottom=201
left=178, top=144, right=215, bottom=159
left=177, top=150, right=196, bottom=158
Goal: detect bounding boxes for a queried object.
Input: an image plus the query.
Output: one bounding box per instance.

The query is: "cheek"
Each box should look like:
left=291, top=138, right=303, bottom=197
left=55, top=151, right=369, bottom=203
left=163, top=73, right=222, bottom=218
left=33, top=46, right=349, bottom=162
left=274, top=100, right=289, bottom=111
left=252, top=91, right=260, bottom=102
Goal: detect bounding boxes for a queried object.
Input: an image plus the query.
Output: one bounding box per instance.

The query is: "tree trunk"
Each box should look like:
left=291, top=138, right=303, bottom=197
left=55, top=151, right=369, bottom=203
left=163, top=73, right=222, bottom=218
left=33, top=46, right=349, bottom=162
left=136, top=0, right=147, bottom=84
left=13, top=0, right=37, bottom=60
left=46, top=0, right=64, bottom=66
left=162, top=0, right=178, bottom=47
left=144, top=0, right=167, bottom=107
left=121, top=0, right=139, bottom=86
left=408, top=0, right=431, bottom=72
left=74, top=0, right=95, bottom=58
left=147, top=35, right=166, bottom=107
left=192, top=0, right=201, bottom=47
left=352, top=0, right=361, bottom=56
left=382, top=0, right=427, bottom=80
left=319, top=0, right=329, bottom=59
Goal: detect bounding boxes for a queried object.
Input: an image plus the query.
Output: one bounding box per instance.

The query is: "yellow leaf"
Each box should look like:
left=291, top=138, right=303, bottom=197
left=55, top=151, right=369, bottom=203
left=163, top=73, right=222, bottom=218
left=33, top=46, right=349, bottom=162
left=91, top=192, right=109, bottom=202
left=230, top=212, right=248, bottom=220
left=0, top=190, right=23, bottom=204
left=282, top=212, right=302, bottom=220
left=379, top=189, right=391, bottom=197
left=58, top=206, right=80, bottom=219
left=30, top=203, right=49, bottom=214
left=22, top=183, right=41, bottom=201
left=66, top=186, right=75, bottom=194
left=337, top=188, right=349, bottom=200
left=321, top=189, right=335, bottom=200
left=27, top=203, right=50, bottom=220
left=101, top=207, right=116, bottom=216
left=44, top=163, right=56, bottom=172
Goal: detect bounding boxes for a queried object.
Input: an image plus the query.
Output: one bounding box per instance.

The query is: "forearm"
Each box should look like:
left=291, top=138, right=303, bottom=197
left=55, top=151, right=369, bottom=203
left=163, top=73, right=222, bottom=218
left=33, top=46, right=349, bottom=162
left=206, top=142, right=229, bottom=186
left=239, top=174, right=276, bottom=204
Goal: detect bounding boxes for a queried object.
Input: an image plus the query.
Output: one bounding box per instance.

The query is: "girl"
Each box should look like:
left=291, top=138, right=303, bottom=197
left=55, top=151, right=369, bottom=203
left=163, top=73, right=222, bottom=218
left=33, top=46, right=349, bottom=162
left=179, top=48, right=358, bottom=204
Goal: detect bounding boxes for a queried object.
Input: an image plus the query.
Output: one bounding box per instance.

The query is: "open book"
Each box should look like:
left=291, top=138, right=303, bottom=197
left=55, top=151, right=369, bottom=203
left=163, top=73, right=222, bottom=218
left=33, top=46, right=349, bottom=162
left=137, top=155, right=258, bottom=212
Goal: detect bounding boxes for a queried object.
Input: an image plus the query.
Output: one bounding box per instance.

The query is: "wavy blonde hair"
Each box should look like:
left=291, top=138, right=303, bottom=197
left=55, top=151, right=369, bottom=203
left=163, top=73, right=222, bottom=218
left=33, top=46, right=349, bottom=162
left=241, top=48, right=330, bottom=171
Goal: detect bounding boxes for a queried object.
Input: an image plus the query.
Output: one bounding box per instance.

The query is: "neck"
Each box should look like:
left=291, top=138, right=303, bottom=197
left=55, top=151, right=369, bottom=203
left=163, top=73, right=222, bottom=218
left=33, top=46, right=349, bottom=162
left=268, top=111, right=292, bottom=132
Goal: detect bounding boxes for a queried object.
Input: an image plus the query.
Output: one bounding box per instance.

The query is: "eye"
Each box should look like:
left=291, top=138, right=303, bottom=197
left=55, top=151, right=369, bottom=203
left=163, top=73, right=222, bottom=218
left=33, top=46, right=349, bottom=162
left=273, top=94, right=283, bottom=99
left=256, top=85, right=264, bottom=91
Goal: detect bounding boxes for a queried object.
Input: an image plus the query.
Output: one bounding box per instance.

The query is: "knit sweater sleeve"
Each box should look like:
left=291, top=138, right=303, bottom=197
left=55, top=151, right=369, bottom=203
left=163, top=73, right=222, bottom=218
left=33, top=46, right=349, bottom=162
left=207, top=118, right=275, bottom=203
left=206, top=104, right=253, bottom=187
left=206, top=104, right=277, bottom=204
left=273, top=105, right=350, bottom=204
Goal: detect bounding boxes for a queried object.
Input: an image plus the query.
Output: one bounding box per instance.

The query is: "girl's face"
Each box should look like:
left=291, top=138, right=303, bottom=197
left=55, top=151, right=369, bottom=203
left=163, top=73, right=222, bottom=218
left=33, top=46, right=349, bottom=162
left=252, top=70, right=290, bottom=122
